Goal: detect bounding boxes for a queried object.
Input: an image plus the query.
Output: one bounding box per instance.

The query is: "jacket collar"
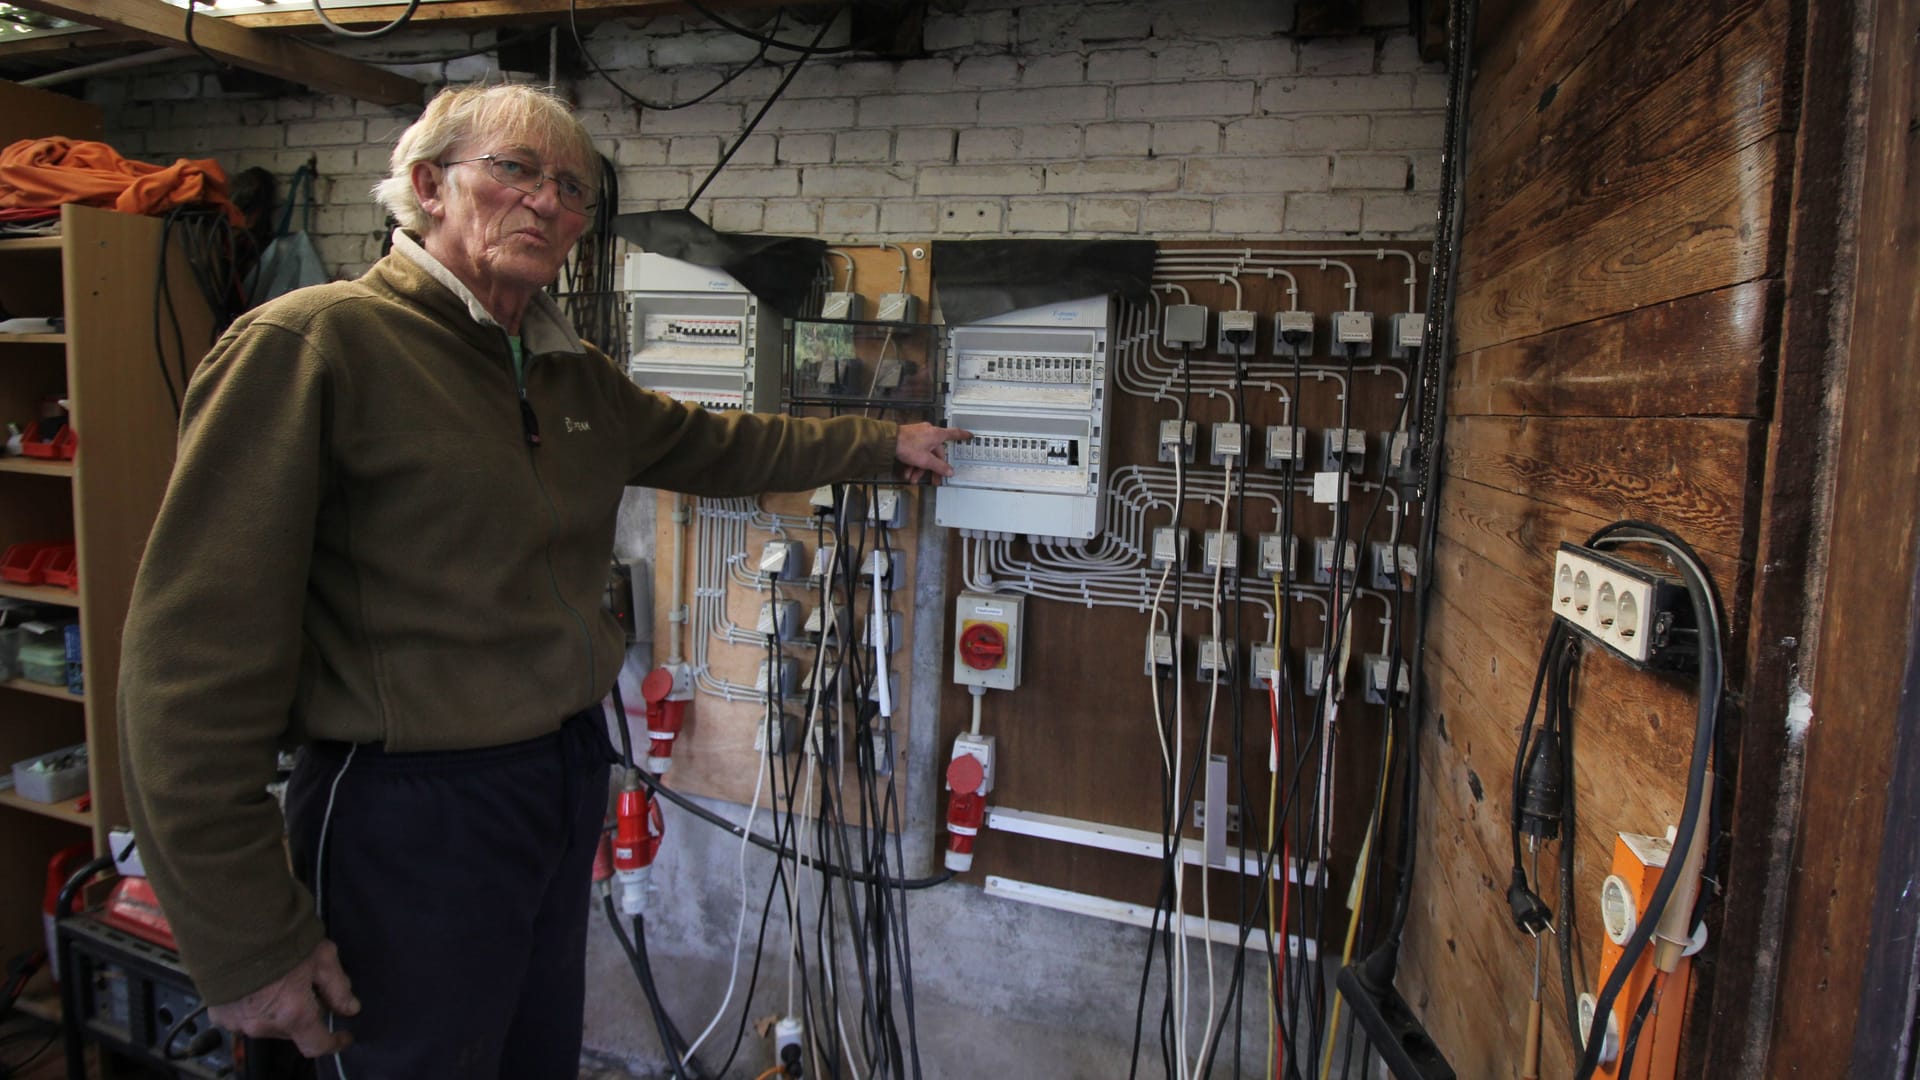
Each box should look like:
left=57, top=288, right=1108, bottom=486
left=389, top=228, right=586, bottom=358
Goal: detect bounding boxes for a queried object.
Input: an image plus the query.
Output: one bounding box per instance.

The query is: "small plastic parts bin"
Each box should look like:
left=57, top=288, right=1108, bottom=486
left=0, top=540, right=77, bottom=588
left=11, top=743, right=88, bottom=804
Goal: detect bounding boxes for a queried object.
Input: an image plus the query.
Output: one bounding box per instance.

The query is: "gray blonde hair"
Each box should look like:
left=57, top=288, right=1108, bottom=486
left=373, top=83, right=598, bottom=233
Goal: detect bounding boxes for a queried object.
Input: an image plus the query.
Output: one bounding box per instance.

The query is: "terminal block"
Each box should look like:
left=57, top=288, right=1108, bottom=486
left=1196, top=636, right=1236, bottom=685
left=1273, top=310, right=1315, bottom=355
left=1211, top=422, right=1247, bottom=465
left=1163, top=303, right=1208, bottom=348
left=1249, top=643, right=1283, bottom=691
left=1258, top=533, right=1298, bottom=577
left=1364, top=654, right=1410, bottom=705
left=1144, top=631, right=1175, bottom=677
left=1321, top=428, right=1368, bottom=473
left=1390, top=312, right=1425, bottom=358
left=1203, top=530, right=1240, bottom=573
left=759, top=540, right=804, bottom=581
left=757, top=600, right=800, bottom=641
left=1159, top=419, right=1197, bottom=464
left=821, top=291, right=862, bottom=321
left=1217, top=309, right=1258, bottom=357
left=1331, top=311, right=1374, bottom=358
left=1151, top=527, right=1190, bottom=571
left=1266, top=425, right=1306, bottom=469
left=1314, top=538, right=1359, bottom=585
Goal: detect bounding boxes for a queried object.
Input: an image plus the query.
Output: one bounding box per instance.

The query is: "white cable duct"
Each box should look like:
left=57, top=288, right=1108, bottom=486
left=1154, top=246, right=1421, bottom=311
left=1121, top=289, right=1410, bottom=416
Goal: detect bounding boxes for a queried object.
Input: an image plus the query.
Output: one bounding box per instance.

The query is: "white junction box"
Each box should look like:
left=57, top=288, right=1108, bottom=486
left=625, top=252, right=784, bottom=412
left=937, top=295, right=1116, bottom=541
left=954, top=591, right=1026, bottom=691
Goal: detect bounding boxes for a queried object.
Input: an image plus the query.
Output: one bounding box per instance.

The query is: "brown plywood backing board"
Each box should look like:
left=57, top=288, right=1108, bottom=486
left=936, top=241, right=1431, bottom=957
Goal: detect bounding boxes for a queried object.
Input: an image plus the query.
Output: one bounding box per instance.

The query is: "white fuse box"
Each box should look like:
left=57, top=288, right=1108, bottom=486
left=937, top=296, right=1115, bottom=541
left=625, top=253, right=785, bottom=412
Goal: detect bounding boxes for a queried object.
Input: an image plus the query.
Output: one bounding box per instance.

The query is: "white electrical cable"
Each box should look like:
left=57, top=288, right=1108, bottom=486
left=1188, top=453, right=1237, bottom=1080
left=679, top=716, right=772, bottom=1062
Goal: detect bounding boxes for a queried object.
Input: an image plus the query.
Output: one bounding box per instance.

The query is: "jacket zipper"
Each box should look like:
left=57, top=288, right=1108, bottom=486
left=498, top=329, right=595, bottom=701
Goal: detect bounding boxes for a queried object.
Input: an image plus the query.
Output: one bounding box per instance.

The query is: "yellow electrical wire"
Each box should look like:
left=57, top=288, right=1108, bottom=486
left=1318, top=723, right=1395, bottom=1080
left=754, top=1067, right=785, bottom=1080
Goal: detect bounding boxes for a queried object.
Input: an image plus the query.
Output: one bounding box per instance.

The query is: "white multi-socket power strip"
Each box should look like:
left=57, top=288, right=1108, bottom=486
left=1550, top=542, right=1696, bottom=670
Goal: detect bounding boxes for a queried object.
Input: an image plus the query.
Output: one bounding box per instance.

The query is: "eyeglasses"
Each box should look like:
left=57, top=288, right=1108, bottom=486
left=440, top=153, right=596, bottom=215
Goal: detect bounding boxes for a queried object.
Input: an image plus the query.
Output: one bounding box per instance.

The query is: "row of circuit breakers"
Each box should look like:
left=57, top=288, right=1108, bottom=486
left=625, top=253, right=1418, bottom=542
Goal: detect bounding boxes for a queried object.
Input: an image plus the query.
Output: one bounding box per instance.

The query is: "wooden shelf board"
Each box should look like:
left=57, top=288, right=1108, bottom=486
left=0, top=234, right=61, bottom=252
left=14, top=990, right=59, bottom=1023
left=0, top=582, right=79, bottom=606
left=0, top=457, right=73, bottom=477
left=0, top=332, right=66, bottom=344
left=1, top=676, right=82, bottom=703
left=0, top=787, right=92, bottom=828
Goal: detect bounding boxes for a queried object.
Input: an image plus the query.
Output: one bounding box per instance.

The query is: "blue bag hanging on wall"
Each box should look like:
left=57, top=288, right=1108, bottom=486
left=245, top=160, right=329, bottom=307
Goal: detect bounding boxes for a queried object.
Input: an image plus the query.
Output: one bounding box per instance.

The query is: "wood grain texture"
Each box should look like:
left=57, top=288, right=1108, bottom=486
left=1465, top=0, right=1789, bottom=277
left=64, top=205, right=214, bottom=848
left=1466, top=0, right=1633, bottom=163
left=1448, top=282, right=1776, bottom=420
left=1443, top=415, right=1762, bottom=559
left=1692, top=0, right=1859, bottom=1070
left=0, top=79, right=100, bottom=143
left=1456, top=133, right=1788, bottom=354
left=1467, top=0, right=1772, bottom=243
left=1767, top=0, right=1920, bottom=1067
left=1406, top=1, right=1803, bottom=1070
left=1434, top=474, right=1748, bottom=636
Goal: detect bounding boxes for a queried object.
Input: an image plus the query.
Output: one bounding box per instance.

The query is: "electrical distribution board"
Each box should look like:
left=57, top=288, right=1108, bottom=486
left=935, top=295, right=1116, bottom=541
left=624, top=252, right=783, bottom=412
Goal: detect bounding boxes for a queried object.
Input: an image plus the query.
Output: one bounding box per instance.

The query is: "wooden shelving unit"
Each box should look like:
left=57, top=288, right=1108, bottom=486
left=0, top=203, right=210, bottom=981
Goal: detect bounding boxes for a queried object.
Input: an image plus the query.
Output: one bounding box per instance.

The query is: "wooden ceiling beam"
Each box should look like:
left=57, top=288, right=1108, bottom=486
left=0, top=28, right=134, bottom=58
left=11, top=0, right=423, bottom=105
left=228, top=0, right=796, bottom=31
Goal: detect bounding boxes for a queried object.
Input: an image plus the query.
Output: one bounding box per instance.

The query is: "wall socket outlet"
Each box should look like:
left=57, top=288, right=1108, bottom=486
left=1550, top=542, right=1697, bottom=670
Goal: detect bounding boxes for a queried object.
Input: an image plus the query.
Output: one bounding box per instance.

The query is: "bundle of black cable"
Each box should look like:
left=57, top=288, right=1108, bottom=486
left=1504, top=521, right=1726, bottom=1080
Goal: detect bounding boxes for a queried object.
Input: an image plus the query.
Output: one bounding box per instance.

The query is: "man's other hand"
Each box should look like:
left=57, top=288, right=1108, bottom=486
left=208, top=939, right=360, bottom=1058
left=896, top=422, right=971, bottom=485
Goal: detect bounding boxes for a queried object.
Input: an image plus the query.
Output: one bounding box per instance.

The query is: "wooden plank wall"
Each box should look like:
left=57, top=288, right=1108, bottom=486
left=1398, top=0, right=1799, bottom=1076
left=1774, top=0, right=1920, bottom=1068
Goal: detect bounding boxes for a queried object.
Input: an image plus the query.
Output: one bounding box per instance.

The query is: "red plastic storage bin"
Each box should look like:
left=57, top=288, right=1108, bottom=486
left=1, top=540, right=76, bottom=587
left=39, top=544, right=77, bottom=590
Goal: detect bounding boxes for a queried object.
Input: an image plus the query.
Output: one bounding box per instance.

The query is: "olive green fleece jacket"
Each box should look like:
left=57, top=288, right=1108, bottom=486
left=118, top=234, right=897, bottom=1005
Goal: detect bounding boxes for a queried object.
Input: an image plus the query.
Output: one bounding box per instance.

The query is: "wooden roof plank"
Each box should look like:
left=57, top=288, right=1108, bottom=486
left=12, top=0, right=422, bottom=105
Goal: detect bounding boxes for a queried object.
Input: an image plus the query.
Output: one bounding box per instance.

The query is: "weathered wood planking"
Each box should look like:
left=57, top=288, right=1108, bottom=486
left=1456, top=132, right=1787, bottom=354
left=1466, top=0, right=1789, bottom=278
left=1767, top=0, right=1920, bottom=1066
left=1466, top=0, right=1773, bottom=243
left=1442, top=415, right=1762, bottom=559
left=1434, top=475, right=1748, bottom=638
left=1429, top=537, right=1699, bottom=789
left=1415, top=571, right=1710, bottom=1078
left=1466, top=0, right=1633, bottom=165
left=1449, top=282, right=1775, bottom=421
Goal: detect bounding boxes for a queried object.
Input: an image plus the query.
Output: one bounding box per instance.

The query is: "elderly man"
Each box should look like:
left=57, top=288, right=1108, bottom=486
left=119, top=83, right=964, bottom=1078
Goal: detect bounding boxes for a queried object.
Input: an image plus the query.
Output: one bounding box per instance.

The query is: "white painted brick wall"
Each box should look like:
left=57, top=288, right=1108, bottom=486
left=93, top=0, right=1442, bottom=276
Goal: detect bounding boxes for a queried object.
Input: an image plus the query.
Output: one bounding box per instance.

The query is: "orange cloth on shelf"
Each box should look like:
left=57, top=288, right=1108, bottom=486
left=0, top=137, right=242, bottom=224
